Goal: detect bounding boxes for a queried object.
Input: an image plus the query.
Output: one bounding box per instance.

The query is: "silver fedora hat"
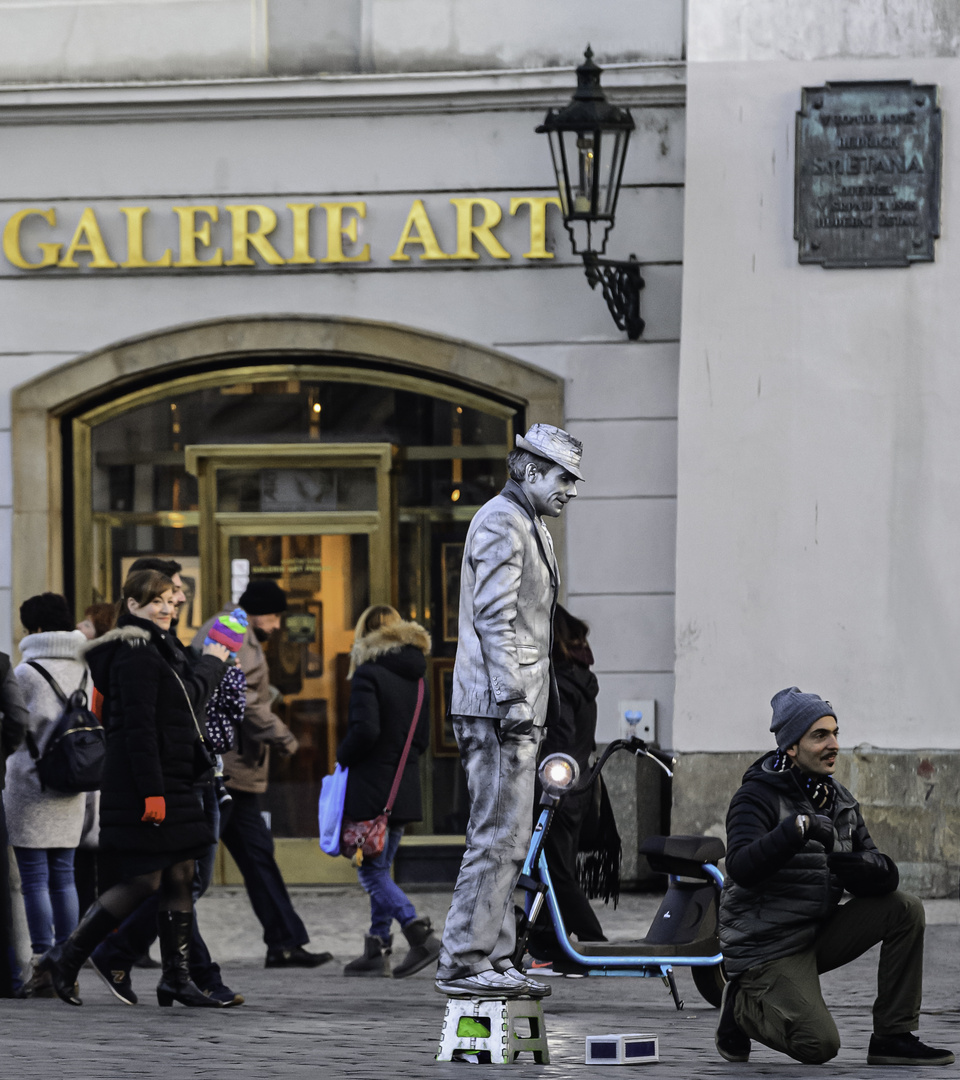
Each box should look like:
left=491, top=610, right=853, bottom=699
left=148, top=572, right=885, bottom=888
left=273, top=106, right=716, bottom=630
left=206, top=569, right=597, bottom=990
left=515, top=423, right=584, bottom=481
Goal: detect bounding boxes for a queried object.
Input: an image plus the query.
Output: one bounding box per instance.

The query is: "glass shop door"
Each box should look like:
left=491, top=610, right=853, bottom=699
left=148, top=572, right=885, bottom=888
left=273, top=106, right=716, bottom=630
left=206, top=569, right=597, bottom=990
left=185, top=444, right=394, bottom=883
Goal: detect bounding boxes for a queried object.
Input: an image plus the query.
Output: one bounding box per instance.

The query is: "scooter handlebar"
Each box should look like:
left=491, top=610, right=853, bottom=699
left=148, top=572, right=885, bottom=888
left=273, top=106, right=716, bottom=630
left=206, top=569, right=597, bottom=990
left=568, top=738, right=676, bottom=795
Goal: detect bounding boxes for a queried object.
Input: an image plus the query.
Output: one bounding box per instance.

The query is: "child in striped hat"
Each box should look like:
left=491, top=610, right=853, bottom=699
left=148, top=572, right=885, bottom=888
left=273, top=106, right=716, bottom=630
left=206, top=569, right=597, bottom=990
left=204, top=608, right=247, bottom=654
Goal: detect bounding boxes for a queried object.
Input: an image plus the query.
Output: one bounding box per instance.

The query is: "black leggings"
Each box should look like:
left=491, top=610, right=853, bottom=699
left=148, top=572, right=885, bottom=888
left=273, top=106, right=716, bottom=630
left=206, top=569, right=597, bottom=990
left=98, top=859, right=196, bottom=920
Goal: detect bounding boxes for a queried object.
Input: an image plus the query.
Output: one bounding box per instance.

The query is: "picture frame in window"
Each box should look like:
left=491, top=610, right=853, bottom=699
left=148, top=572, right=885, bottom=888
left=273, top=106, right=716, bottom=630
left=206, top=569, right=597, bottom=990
left=431, top=658, right=458, bottom=757
left=441, top=542, right=464, bottom=642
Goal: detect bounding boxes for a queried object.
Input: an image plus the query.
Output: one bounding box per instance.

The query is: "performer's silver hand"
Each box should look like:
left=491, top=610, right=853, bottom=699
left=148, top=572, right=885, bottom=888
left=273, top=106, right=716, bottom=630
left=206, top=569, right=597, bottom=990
left=500, top=700, right=535, bottom=737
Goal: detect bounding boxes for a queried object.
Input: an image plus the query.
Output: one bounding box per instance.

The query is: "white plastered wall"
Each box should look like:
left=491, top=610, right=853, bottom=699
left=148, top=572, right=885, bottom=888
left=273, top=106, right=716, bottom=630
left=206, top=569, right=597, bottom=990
left=675, top=1, right=960, bottom=751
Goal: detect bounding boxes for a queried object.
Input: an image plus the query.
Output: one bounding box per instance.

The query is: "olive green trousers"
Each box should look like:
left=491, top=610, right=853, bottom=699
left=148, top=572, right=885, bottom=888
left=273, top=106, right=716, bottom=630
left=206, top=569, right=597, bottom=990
left=735, top=890, right=925, bottom=1064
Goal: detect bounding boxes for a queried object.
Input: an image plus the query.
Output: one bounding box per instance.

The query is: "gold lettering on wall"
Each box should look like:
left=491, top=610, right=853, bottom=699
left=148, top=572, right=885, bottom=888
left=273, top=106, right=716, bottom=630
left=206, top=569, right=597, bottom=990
left=389, top=199, right=450, bottom=261
left=509, top=196, right=562, bottom=259
left=120, top=207, right=173, bottom=268
left=224, top=205, right=285, bottom=266
left=173, top=206, right=223, bottom=267
left=59, top=208, right=118, bottom=269
left=319, top=202, right=370, bottom=264
left=286, top=203, right=317, bottom=265
left=0, top=194, right=572, bottom=271
left=2, top=208, right=61, bottom=269
left=449, top=198, right=511, bottom=260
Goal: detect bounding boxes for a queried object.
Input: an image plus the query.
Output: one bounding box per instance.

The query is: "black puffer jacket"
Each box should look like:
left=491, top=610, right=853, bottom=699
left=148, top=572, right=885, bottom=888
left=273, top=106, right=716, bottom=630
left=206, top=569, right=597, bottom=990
left=337, top=621, right=430, bottom=825
left=719, top=752, right=898, bottom=974
left=83, top=614, right=226, bottom=854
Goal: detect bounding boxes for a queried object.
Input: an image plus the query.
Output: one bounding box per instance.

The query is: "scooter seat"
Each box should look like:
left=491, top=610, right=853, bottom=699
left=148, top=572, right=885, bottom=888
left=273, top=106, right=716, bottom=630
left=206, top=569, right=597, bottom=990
left=639, top=834, right=725, bottom=874
left=574, top=938, right=720, bottom=959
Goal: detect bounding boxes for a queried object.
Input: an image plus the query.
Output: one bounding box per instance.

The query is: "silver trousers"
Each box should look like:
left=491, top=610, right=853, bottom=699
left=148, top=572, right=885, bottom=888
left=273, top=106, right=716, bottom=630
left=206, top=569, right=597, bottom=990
left=437, top=716, right=543, bottom=979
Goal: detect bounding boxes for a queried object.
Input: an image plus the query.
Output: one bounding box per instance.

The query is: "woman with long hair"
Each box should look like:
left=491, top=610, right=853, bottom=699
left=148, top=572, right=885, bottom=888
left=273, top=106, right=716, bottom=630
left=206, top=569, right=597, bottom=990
left=337, top=604, right=439, bottom=978
left=38, top=569, right=229, bottom=1006
left=4, top=593, right=89, bottom=997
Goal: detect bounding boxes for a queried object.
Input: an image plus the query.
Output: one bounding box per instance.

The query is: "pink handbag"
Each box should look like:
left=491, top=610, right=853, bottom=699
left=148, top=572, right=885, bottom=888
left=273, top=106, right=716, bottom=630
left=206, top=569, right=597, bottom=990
left=340, top=678, right=424, bottom=866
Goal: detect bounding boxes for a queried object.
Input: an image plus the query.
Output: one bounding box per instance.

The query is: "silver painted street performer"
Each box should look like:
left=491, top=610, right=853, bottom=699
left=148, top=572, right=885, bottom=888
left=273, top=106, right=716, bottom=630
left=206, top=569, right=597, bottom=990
left=435, top=423, right=583, bottom=999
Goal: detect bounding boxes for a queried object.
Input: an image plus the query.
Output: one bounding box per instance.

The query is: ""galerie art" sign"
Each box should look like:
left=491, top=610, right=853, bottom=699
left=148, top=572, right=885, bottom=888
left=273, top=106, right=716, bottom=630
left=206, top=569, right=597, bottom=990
left=1, top=193, right=563, bottom=272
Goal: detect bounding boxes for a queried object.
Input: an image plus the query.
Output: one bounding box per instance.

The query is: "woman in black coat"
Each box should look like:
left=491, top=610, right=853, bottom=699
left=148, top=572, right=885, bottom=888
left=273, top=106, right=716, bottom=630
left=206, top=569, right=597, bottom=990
left=40, top=569, right=229, bottom=1007
left=336, top=605, right=439, bottom=979
left=528, top=605, right=608, bottom=960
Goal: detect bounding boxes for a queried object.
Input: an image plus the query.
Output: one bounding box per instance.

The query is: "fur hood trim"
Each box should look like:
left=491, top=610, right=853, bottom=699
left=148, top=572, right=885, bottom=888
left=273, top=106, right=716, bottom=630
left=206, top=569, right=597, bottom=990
left=78, top=624, right=151, bottom=658
left=349, top=619, right=430, bottom=677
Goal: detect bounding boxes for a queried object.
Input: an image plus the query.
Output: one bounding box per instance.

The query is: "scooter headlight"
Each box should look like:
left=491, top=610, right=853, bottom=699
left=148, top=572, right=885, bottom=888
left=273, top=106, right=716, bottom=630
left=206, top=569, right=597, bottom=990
left=538, top=753, right=580, bottom=797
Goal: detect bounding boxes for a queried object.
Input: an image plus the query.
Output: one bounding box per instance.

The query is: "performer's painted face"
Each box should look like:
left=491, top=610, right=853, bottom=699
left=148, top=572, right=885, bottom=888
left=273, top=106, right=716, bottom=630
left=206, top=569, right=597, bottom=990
left=524, top=463, right=579, bottom=518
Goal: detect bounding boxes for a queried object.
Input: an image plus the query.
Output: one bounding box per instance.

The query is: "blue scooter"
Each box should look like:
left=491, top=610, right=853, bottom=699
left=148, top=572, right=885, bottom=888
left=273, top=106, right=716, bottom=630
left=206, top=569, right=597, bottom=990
left=514, top=737, right=726, bottom=1010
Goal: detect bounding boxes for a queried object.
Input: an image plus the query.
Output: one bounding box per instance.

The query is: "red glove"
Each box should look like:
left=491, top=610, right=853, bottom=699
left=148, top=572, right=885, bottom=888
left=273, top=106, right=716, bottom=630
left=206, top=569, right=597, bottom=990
left=142, top=796, right=166, bottom=824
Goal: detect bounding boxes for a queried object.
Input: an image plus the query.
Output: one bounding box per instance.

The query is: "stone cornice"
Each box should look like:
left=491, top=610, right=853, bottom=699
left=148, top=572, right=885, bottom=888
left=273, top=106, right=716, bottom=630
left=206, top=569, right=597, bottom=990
left=0, top=62, right=686, bottom=125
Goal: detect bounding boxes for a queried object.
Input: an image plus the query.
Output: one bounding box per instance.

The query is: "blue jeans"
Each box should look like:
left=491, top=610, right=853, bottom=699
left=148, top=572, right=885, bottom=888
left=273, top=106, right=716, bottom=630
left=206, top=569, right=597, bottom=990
left=14, top=847, right=79, bottom=955
left=356, top=825, right=416, bottom=940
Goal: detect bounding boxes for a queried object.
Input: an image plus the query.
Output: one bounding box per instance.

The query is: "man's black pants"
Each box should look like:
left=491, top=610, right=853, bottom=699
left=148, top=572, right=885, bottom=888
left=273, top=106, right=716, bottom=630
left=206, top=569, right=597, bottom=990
left=220, top=789, right=308, bottom=951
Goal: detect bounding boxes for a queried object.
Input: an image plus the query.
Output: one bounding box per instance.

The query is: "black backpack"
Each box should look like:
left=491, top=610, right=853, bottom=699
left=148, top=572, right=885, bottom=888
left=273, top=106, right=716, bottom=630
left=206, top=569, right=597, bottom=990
left=24, top=661, right=105, bottom=794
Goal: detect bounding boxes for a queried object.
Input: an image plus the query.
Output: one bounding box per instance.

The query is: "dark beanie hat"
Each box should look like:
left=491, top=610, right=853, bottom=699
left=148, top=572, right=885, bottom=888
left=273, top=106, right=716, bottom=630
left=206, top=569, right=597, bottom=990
left=770, top=687, right=837, bottom=750
left=238, top=580, right=287, bottom=616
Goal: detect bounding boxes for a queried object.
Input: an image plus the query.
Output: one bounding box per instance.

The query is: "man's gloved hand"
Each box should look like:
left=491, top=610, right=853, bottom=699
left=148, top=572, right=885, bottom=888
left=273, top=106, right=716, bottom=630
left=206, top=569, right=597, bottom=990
left=827, top=850, right=897, bottom=894
left=499, top=700, right=535, bottom=738
left=142, top=796, right=166, bottom=824
left=806, top=814, right=837, bottom=853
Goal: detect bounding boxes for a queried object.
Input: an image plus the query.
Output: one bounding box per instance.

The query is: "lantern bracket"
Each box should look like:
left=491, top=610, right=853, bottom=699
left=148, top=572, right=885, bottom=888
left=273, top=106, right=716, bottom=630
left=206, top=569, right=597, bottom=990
left=582, top=252, right=645, bottom=340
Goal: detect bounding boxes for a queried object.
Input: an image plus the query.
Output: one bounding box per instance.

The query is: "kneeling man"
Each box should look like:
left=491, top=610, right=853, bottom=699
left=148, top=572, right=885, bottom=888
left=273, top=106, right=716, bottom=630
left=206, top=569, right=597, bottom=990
left=716, top=687, right=953, bottom=1067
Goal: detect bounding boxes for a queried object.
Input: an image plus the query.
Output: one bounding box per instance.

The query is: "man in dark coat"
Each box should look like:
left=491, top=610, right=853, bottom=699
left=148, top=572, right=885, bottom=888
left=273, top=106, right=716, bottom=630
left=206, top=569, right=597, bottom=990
left=716, top=687, right=953, bottom=1067
left=195, top=580, right=330, bottom=969
left=0, top=652, right=28, bottom=997
left=436, top=423, right=583, bottom=999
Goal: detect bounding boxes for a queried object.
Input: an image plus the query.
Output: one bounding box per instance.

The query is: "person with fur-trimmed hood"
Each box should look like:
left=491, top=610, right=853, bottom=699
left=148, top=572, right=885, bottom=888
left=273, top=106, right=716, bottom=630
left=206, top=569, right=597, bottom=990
left=337, top=605, right=436, bottom=979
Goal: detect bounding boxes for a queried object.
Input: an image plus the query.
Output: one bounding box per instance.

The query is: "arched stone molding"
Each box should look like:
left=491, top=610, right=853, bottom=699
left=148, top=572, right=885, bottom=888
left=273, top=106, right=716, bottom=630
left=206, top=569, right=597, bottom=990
left=11, top=313, right=564, bottom=628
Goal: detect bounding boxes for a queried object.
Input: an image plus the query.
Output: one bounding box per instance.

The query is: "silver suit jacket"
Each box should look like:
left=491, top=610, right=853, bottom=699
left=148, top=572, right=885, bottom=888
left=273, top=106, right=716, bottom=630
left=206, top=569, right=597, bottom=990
left=450, top=479, right=560, bottom=726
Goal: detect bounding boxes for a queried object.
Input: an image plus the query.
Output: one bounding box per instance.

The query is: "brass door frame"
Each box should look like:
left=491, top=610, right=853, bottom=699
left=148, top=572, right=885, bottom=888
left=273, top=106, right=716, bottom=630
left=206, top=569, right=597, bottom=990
left=184, top=442, right=395, bottom=616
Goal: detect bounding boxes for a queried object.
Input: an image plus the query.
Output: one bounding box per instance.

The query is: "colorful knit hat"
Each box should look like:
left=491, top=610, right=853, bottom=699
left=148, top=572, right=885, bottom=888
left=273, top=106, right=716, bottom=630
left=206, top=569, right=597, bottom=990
left=204, top=608, right=248, bottom=654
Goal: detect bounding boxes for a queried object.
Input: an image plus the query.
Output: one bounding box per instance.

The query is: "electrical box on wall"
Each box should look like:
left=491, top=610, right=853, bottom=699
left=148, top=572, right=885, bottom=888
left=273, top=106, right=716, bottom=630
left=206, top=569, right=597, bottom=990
left=619, top=699, right=656, bottom=743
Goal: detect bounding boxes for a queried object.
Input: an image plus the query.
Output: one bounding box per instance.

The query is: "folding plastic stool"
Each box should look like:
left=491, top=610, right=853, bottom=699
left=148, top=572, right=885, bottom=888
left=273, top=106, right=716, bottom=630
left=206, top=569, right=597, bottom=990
left=436, top=996, right=550, bottom=1064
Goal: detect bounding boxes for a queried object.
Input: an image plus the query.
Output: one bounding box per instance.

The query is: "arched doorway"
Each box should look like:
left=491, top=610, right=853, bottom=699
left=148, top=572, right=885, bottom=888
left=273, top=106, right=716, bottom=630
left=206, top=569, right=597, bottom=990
left=11, top=315, right=564, bottom=881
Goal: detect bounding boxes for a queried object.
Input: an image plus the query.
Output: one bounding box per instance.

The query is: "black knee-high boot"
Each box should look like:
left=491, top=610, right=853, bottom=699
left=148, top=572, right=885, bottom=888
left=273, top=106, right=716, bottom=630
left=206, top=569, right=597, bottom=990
left=38, top=901, right=121, bottom=1006
left=156, top=911, right=221, bottom=1007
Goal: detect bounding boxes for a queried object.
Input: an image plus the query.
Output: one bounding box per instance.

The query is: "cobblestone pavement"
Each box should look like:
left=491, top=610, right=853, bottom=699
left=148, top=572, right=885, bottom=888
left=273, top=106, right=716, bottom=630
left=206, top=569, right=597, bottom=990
left=1, top=889, right=957, bottom=1079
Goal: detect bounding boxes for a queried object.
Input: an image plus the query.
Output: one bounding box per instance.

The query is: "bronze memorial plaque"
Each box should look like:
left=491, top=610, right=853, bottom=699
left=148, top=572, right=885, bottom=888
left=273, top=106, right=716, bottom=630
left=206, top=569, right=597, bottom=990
left=795, top=81, right=941, bottom=267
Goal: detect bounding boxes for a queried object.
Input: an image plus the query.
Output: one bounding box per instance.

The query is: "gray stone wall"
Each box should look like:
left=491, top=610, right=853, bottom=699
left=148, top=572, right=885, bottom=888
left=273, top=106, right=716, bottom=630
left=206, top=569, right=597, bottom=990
left=672, top=749, right=960, bottom=898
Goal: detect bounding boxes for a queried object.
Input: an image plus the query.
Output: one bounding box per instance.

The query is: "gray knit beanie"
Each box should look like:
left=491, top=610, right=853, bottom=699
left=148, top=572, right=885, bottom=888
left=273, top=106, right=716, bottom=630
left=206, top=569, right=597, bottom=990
left=770, top=687, right=836, bottom=750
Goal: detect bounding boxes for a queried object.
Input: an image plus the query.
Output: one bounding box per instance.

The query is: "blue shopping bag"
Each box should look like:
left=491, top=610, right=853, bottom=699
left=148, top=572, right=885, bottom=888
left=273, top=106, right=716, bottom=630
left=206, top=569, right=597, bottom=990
left=318, top=764, right=348, bottom=856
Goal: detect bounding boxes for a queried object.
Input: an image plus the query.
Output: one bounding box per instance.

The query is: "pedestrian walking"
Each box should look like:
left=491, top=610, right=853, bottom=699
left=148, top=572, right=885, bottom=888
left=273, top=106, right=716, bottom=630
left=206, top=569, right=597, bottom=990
left=195, top=580, right=332, bottom=969
left=338, top=605, right=438, bottom=978
left=4, top=593, right=89, bottom=997
left=76, top=603, right=116, bottom=641
left=72, top=602, right=112, bottom=913
left=38, top=569, right=230, bottom=1007
left=90, top=558, right=244, bottom=1007
left=0, top=647, right=28, bottom=998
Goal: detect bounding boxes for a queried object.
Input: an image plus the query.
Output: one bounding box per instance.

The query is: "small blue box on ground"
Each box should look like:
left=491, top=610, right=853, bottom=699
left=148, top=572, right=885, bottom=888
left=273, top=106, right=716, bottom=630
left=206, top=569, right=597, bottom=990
left=585, top=1033, right=659, bottom=1065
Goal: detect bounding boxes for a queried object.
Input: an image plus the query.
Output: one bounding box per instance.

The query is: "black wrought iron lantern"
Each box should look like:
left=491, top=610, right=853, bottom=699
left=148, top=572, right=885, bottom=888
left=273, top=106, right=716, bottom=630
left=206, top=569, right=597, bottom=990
left=537, top=47, right=645, bottom=339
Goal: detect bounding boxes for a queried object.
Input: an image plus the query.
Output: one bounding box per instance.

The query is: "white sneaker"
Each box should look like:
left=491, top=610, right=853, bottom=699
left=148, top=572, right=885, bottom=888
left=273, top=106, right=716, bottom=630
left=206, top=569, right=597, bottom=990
left=496, top=964, right=552, bottom=998
left=434, top=970, right=524, bottom=998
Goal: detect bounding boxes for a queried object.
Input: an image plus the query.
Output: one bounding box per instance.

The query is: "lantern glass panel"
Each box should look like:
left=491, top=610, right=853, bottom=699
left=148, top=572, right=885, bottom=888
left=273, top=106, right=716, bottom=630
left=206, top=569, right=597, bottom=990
left=600, top=129, right=630, bottom=217
left=546, top=130, right=570, bottom=217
